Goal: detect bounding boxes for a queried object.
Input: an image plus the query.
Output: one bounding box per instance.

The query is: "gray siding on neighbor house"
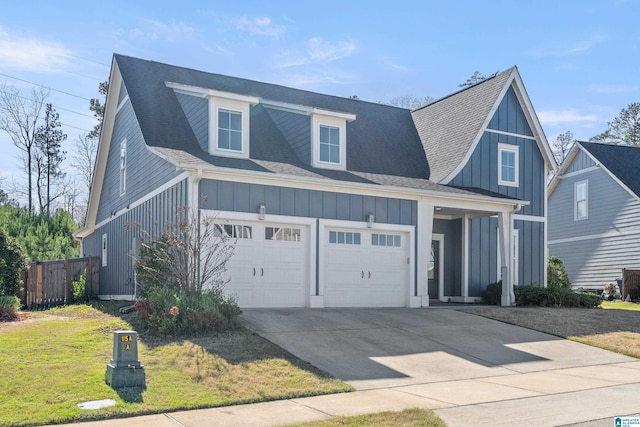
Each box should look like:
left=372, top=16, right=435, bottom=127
left=566, top=150, right=595, bottom=173
left=549, top=162, right=640, bottom=289
left=265, top=107, right=311, bottom=164
left=118, top=81, right=127, bottom=104
left=83, top=178, right=189, bottom=297
left=176, top=92, right=208, bottom=152
left=467, top=217, right=545, bottom=296
left=199, top=179, right=417, bottom=225
left=433, top=219, right=462, bottom=296
left=96, top=95, right=181, bottom=223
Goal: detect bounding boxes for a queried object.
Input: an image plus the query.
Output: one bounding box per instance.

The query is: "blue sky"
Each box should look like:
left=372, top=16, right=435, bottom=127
left=1, top=0, right=639, bottom=184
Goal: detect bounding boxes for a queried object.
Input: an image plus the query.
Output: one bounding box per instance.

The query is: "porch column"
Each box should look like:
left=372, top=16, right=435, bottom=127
left=497, top=211, right=515, bottom=306
left=414, top=200, right=435, bottom=307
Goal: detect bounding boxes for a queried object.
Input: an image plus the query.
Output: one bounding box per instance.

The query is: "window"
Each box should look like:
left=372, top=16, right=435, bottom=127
left=119, top=140, right=126, bottom=195
left=498, top=143, right=519, bottom=187
left=319, top=125, right=340, bottom=164
left=102, top=234, right=107, bottom=267
left=218, top=109, right=242, bottom=151
left=372, top=233, right=401, bottom=247
left=216, top=224, right=252, bottom=239
left=265, top=227, right=301, bottom=241
left=329, top=230, right=361, bottom=245
left=575, top=180, right=588, bottom=220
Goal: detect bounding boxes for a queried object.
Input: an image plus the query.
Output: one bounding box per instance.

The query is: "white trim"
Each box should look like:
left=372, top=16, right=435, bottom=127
left=574, top=179, right=588, bottom=220
left=116, top=95, right=129, bottom=114
left=513, top=214, right=546, bottom=223
left=485, top=128, right=537, bottom=141
left=261, top=99, right=356, bottom=121
left=311, top=114, right=347, bottom=170
left=462, top=214, right=469, bottom=298
left=498, top=142, right=519, bottom=187
left=165, top=81, right=260, bottom=105
left=431, top=233, right=445, bottom=301
left=119, top=139, right=127, bottom=196
left=209, top=98, right=251, bottom=159
left=101, top=233, right=107, bottom=267
left=559, top=165, right=600, bottom=179
left=318, top=219, right=415, bottom=308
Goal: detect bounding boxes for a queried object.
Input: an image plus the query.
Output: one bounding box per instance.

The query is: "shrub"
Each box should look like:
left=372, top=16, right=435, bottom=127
left=515, top=285, right=601, bottom=308
left=71, top=271, right=89, bottom=303
left=0, top=295, right=20, bottom=321
left=0, top=229, right=27, bottom=297
left=134, top=287, right=241, bottom=336
left=481, top=281, right=502, bottom=305
left=547, top=256, right=571, bottom=289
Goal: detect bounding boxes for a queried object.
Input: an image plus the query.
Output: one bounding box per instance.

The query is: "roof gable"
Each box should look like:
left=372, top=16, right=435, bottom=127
left=412, top=67, right=555, bottom=184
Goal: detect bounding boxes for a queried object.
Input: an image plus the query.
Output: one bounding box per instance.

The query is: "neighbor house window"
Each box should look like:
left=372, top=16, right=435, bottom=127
left=217, top=109, right=242, bottom=151
left=498, top=143, right=519, bottom=187
left=575, top=180, right=588, bottom=220
left=319, top=125, right=340, bottom=164
left=119, top=140, right=127, bottom=195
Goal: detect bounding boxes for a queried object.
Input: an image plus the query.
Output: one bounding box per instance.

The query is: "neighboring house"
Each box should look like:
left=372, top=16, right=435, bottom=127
left=75, top=54, right=555, bottom=307
left=549, top=141, right=640, bottom=290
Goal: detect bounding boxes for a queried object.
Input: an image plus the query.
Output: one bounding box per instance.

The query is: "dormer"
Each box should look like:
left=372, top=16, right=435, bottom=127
left=261, top=99, right=356, bottom=171
left=166, top=82, right=259, bottom=159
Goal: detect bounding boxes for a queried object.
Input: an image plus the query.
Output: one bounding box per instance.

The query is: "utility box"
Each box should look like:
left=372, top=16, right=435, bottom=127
left=105, top=330, right=145, bottom=388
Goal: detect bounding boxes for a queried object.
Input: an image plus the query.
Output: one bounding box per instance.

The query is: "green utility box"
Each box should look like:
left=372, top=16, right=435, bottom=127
left=105, top=330, right=145, bottom=388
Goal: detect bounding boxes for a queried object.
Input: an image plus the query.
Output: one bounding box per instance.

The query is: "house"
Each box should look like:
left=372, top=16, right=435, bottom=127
left=549, top=141, right=640, bottom=290
left=75, top=54, right=555, bottom=307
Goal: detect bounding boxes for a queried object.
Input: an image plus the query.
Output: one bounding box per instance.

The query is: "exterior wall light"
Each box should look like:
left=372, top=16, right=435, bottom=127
left=367, top=213, right=374, bottom=228
left=258, top=204, right=266, bottom=220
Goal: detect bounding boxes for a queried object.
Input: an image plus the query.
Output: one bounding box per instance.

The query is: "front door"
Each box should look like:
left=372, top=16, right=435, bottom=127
left=428, top=240, right=439, bottom=298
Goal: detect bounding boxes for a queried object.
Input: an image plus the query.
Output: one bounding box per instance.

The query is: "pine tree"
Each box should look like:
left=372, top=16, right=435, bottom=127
left=34, top=104, right=67, bottom=216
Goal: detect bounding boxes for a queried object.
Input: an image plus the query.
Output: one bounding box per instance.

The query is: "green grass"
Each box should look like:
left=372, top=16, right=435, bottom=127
left=0, top=304, right=351, bottom=427
left=286, top=408, right=446, bottom=427
left=601, top=300, right=640, bottom=311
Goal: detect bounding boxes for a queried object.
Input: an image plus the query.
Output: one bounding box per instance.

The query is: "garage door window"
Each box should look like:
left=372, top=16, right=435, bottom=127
left=329, top=230, right=361, bottom=245
left=217, top=224, right=252, bottom=239
left=265, top=227, right=301, bottom=241
left=372, top=233, right=401, bottom=247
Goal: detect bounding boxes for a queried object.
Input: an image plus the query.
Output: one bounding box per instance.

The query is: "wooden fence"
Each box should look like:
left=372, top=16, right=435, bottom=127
left=20, top=257, right=100, bottom=309
left=622, top=268, right=640, bottom=301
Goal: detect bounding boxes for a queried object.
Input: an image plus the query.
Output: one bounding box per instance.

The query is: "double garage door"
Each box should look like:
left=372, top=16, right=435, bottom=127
left=221, top=219, right=410, bottom=308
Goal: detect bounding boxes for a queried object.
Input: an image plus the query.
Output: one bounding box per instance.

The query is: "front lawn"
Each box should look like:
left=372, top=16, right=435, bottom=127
left=0, top=304, right=351, bottom=427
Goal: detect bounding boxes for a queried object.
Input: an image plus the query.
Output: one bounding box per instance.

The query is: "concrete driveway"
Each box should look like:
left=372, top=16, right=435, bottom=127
left=243, top=307, right=640, bottom=426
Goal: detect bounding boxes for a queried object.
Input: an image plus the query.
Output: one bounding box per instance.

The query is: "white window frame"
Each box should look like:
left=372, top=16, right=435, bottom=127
left=102, top=233, right=108, bottom=267
left=498, top=143, right=519, bottom=187
left=119, top=139, right=127, bottom=196
left=209, top=97, right=252, bottom=159
left=312, top=114, right=347, bottom=170
left=574, top=179, right=588, bottom=220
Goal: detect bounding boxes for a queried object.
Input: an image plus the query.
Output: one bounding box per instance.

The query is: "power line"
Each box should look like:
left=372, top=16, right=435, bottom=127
left=0, top=88, right=98, bottom=121
left=0, top=72, right=92, bottom=101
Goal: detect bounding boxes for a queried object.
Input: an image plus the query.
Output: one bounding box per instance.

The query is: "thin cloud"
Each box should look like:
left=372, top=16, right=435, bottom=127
left=528, top=35, right=604, bottom=58
left=234, top=16, right=285, bottom=37
left=0, top=28, right=71, bottom=73
left=126, top=19, right=197, bottom=42
left=276, top=37, right=357, bottom=68
left=588, top=83, right=639, bottom=94
left=537, top=109, right=599, bottom=126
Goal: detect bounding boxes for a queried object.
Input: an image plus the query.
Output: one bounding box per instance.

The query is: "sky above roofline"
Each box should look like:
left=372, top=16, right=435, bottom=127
left=1, top=1, right=639, bottom=192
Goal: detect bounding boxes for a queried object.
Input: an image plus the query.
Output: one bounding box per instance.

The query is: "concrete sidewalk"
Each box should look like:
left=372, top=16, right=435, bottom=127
left=51, top=308, right=640, bottom=426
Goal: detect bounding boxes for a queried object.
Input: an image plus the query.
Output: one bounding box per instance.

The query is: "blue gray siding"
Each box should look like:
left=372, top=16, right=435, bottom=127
left=566, top=150, right=595, bottom=173
left=433, top=219, right=462, bottom=296
left=487, top=86, right=534, bottom=136
left=265, top=107, right=311, bottom=164
left=549, top=162, right=640, bottom=288
left=96, top=93, right=181, bottom=223
left=176, top=92, right=208, bottom=152
left=83, top=179, right=189, bottom=296
left=200, top=179, right=417, bottom=225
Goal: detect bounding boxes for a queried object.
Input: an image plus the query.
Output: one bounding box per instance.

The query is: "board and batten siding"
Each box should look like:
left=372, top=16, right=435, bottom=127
left=83, top=179, right=189, bottom=297
left=549, top=163, right=640, bottom=289
left=96, top=92, right=182, bottom=223
left=199, top=179, right=417, bottom=225
left=566, top=150, right=595, bottom=173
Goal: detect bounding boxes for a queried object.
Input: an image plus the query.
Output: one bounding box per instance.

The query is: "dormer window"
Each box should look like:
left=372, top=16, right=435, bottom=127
left=319, top=125, right=340, bottom=164
left=218, top=109, right=242, bottom=151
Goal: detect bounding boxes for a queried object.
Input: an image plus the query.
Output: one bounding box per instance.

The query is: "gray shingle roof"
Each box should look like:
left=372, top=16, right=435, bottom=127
left=411, top=68, right=515, bottom=183
left=578, top=141, right=640, bottom=198
left=115, top=54, right=430, bottom=181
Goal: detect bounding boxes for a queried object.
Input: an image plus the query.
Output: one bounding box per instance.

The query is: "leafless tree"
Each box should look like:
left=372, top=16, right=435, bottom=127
left=552, top=130, right=576, bottom=166
left=387, top=95, right=434, bottom=110
left=0, top=84, right=49, bottom=212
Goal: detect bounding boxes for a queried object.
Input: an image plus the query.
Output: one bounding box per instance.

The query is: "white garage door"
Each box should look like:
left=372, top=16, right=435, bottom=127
left=221, top=222, right=308, bottom=308
left=324, top=228, right=409, bottom=307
